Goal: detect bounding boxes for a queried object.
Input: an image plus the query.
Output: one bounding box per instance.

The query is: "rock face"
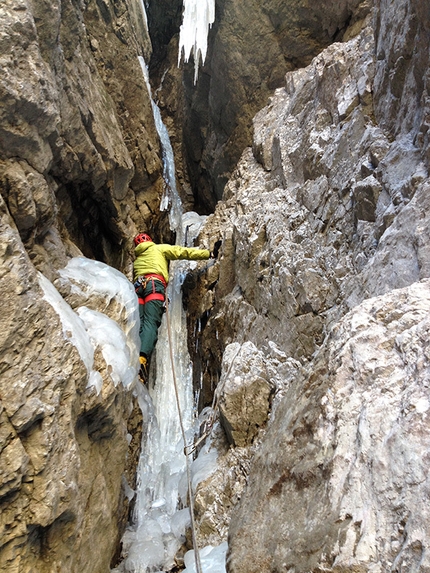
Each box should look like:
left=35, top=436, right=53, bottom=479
left=228, top=280, right=430, bottom=572
left=1, top=1, right=156, bottom=569
left=0, top=0, right=164, bottom=275
left=148, top=0, right=372, bottom=211
left=185, top=0, right=430, bottom=569
left=1, top=0, right=430, bottom=570
left=0, top=208, right=142, bottom=572
left=217, top=342, right=273, bottom=448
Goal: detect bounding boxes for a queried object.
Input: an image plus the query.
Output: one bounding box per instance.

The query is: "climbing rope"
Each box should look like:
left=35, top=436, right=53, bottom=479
left=165, top=296, right=203, bottom=573
left=184, top=343, right=241, bottom=456
left=163, top=251, right=237, bottom=573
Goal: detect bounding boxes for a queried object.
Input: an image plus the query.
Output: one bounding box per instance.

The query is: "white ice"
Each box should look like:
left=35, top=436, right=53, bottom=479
left=58, top=257, right=139, bottom=347
left=116, top=39, right=223, bottom=573
left=52, top=257, right=140, bottom=393
left=77, top=307, right=137, bottom=388
left=38, top=271, right=94, bottom=373
left=138, top=56, right=183, bottom=231
left=137, top=0, right=148, bottom=31
left=178, top=0, right=216, bottom=83
left=190, top=443, right=218, bottom=493
left=116, top=213, right=213, bottom=571
left=183, top=542, right=228, bottom=573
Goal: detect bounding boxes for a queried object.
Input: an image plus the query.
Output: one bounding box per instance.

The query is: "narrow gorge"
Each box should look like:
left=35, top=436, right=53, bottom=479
left=1, top=0, right=429, bottom=572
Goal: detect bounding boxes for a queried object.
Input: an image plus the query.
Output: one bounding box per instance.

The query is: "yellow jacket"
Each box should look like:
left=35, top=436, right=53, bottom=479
left=133, top=242, right=210, bottom=283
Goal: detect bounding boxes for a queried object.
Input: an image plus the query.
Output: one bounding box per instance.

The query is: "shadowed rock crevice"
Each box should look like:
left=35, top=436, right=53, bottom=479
left=147, top=0, right=372, bottom=212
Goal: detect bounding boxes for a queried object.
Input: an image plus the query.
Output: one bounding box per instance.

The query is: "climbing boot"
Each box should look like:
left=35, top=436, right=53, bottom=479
left=139, top=355, right=148, bottom=384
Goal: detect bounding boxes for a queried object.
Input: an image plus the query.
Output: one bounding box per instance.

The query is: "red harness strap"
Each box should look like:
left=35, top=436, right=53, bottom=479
left=137, top=275, right=166, bottom=305
left=144, top=273, right=167, bottom=288
left=138, top=292, right=165, bottom=305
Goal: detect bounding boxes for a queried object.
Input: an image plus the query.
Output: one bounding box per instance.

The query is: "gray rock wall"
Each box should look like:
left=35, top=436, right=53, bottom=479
left=0, top=0, right=157, bottom=570
left=0, top=210, right=142, bottom=572
left=148, top=0, right=371, bottom=211
left=0, top=0, right=164, bottom=274
left=187, top=0, right=430, bottom=569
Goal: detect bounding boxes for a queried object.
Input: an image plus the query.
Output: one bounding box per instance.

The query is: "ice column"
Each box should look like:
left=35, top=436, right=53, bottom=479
left=117, top=35, right=205, bottom=573
left=119, top=212, right=208, bottom=572
left=117, top=3, right=224, bottom=570
left=138, top=56, right=183, bottom=231
left=178, top=0, right=215, bottom=83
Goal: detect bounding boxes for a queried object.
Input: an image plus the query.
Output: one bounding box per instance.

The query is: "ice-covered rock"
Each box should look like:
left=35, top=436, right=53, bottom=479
left=228, top=280, right=430, bottom=572
left=0, top=235, right=141, bottom=572
left=183, top=541, right=228, bottom=573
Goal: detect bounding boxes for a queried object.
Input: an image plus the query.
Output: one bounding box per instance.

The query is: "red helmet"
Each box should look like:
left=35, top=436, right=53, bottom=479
left=134, top=232, right=152, bottom=246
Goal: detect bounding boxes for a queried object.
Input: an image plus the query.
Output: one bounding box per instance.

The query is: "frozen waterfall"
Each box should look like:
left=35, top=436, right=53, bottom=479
left=112, top=44, right=224, bottom=573
left=138, top=56, right=182, bottom=231
left=178, top=0, right=215, bottom=83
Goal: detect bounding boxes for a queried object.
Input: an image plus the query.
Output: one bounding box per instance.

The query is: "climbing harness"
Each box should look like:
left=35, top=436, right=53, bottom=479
left=165, top=295, right=203, bottom=573
left=134, top=274, right=166, bottom=306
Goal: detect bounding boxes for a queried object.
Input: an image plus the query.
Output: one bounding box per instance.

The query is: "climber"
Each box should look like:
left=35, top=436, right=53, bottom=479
left=133, top=232, right=211, bottom=383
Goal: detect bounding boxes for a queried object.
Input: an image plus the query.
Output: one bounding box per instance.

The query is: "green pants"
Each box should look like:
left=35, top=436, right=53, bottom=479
left=136, top=279, right=166, bottom=358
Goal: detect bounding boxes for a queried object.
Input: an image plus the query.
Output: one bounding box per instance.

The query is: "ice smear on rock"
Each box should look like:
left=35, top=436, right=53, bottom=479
left=138, top=56, right=183, bottom=230
left=38, top=272, right=95, bottom=372
left=42, top=258, right=140, bottom=393
left=77, top=307, right=137, bottom=389
left=59, top=257, right=139, bottom=345
left=178, top=0, right=215, bottom=83
left=114, top=30, right=226, bottom=569
left=59, top=257, right=140, bottom=386
left=183, top=542, right=228, bottom=573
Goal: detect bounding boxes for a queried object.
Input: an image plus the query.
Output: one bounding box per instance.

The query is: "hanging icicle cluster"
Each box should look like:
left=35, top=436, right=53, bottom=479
left=178, top=0, right=215, bottom=83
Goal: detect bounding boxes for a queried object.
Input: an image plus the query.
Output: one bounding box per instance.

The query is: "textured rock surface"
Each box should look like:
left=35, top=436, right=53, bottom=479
left=217, top=342, right=273, bottom=447
left=149, top=0, right=371, bottom=210
left=0, top=205, right=141, bottom=572
left=0, top=0, right=164, bottom=275
left=0, top=1, right=164, bottom=570
left=184, top=0, right=430, bottom=567
left=228, top=280, right=430, bottom=572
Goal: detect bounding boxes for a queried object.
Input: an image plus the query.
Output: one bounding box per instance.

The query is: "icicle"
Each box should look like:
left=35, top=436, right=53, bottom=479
left=138, top=55, right=183, bottom=232
left=178, top=0, right=215, bottom=83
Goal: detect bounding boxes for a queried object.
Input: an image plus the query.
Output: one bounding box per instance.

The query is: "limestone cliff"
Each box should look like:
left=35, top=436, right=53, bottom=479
left=0, top=0, right=158, bottom=570
left=0, top=0, right=164, bottom=274
left=187, top=0, right=430, bottom=570
left=1, top=0, right=430, bottom=571
left=147, top=0, right=371, bottom=211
